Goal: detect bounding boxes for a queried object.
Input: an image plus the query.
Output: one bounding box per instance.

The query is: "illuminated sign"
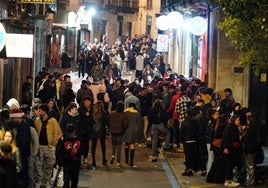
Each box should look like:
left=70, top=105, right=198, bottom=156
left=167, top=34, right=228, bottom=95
left=6, top=34, right=34, bottom=58
left=21, top=0, right=55, bottom=4
left=0, top=22, right=6, bottom=52
left=156, top=34, right=168, bottom=52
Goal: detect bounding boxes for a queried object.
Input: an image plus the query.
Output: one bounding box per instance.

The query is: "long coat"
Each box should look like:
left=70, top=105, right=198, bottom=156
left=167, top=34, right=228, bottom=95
left=122, top=107, right=143, bottom=144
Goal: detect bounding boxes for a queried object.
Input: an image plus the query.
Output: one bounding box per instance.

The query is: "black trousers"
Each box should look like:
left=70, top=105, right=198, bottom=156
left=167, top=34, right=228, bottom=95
left=80, top=133, right=90, bottom=158
left=91, top=138, right=106, bottom=163
left=63, top=165, right=80, bottom=188
left=224, top=152, right=235, bottom=180
left=183, top=142, right=197, bottom=171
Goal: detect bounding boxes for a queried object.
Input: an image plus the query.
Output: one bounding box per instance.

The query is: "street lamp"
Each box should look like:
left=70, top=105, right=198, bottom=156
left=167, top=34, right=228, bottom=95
left=167, top=11, right=183, bottom=29
left=184, top=16, right=207, bottom=36
left=156, top=15, right=169, bottom=31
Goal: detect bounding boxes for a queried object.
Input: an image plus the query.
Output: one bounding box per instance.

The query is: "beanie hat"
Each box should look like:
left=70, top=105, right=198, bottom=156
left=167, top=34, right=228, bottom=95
left=9, top=109, right=24, bottom=118
left=6, top=98, right=20, bottom=110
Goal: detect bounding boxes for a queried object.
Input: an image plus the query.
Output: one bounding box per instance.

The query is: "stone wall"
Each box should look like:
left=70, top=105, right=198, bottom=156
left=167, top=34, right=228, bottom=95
left=213, top=12, right=249, bottom=107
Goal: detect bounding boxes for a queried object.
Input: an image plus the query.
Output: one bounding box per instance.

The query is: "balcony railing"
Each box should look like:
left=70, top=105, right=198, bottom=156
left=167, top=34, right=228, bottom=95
left=105, top=0, right=139, bottom=13
left=78, top=0, right=139, bottom=13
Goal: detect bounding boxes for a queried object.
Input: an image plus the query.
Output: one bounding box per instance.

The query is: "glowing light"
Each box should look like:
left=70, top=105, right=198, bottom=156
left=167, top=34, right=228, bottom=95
left=88, top=7, right=96, bottom=16
left=156, top=15, right=169, bottom=31
left=189, top=16, right=207, bottom=36
left=68, top=12, right=77, bottom=27
left=167, top=11, right=183, bottom=29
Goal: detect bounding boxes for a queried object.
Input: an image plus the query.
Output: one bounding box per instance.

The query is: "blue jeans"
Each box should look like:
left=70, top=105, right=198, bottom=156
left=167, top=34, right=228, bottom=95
left=152, top=123, right=171, bottom=156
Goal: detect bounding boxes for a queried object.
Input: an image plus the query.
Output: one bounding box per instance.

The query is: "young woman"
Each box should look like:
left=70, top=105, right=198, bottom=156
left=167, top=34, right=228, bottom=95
left=46, top=98, right=60, bottom=121
left=204, top=108, right=219, bottom=176
left=108, top=101, right=126, bottom=166
left=122, top=103, right=143, bottom=167
left=221, top=115, right=241, bottom=187
left=3, top=130, right=22, bottom=173
left=91, top=101, right=108, bottom=169
left=207, top=113, right=229, bottom=183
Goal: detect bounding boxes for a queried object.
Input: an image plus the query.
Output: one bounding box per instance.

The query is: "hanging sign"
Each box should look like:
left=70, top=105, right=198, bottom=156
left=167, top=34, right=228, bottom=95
left=156, top=34, right=169, bottom=52
left=21, top=0, right=55, bottom=3
left=0, top=22, right=6, bottom=52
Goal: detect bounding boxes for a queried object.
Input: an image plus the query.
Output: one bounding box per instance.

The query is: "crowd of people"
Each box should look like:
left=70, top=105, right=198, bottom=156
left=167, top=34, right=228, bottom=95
left=0, top=34, right=264, bottom=188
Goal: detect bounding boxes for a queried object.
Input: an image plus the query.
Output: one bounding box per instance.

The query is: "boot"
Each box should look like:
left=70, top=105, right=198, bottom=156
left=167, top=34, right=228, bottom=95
left=129, top=149, right=135, bottom=167
left=125, top=148, right=129, bottom=164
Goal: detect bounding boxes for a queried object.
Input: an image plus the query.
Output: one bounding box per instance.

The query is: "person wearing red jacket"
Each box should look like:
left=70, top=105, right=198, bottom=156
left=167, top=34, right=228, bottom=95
left=166, top=88, right=181, bottom=149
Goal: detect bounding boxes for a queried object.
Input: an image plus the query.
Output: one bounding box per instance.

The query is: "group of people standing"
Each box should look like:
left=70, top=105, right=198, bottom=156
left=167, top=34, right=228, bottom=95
left=0, top=33, right=264, bottom=188
left=76, top=34, right=166, bottom=86
left=0, top=67, right=148, bottom=188
left=173, top=86, right=263, bottom=187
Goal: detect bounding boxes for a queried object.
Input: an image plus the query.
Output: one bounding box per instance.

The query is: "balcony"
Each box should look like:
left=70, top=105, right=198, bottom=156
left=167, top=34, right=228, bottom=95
left=102, top=0, right=139, bottom=14
left=161, top=0, right=210, bottom=16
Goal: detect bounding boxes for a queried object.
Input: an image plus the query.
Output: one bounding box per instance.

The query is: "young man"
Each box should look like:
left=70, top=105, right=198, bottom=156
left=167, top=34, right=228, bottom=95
left=34, top=104, right=62, bottom=188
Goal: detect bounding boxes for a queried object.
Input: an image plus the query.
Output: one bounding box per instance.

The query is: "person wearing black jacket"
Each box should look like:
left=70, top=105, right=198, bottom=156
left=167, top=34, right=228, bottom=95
left=240, top=115, right=257, bottom=186
left=60, top=102, right=80, bottom=137
left=0, top=142, right=18, bottom=188
left=221, top=115, right=240, bottom=187
left=180, top=108, right=199, bottom=176
left=77, top=97, right=93, bottom=165
left=148, top=99, right=170, bottom=162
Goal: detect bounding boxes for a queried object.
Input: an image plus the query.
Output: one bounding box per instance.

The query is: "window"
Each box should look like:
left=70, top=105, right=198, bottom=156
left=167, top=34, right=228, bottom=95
left=127, top=22, right=132, bottom=38
left=118, top=16, right=123, bottom=37
left=147, top=0, right=152, bottom=9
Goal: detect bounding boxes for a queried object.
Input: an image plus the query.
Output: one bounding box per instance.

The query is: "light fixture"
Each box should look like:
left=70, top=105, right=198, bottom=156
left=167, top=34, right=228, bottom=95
left=156, top=15, right=169, bottom=31
left=167, top=11, right=183, bottom=29
left=68, top=12, right=77, bottom=27
left=0, top=22, right=6, bottom=52
left=189, top=16, right=207, bottom=36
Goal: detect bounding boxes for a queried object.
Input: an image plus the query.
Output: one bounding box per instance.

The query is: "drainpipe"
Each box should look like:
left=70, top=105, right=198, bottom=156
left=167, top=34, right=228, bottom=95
left=206, top=4, right=211, bottom=86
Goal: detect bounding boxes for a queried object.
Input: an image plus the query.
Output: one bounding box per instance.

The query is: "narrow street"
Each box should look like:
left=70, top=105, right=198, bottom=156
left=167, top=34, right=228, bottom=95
left=48, top=67, right=180, bottom=188
left=48, top=68, right=268, bottom=188
left=75, top=138, right=177, bottom=188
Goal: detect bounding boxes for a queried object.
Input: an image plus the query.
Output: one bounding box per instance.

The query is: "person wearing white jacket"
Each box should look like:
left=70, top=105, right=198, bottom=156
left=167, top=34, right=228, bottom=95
left=135, top=53, right=144, bottom=83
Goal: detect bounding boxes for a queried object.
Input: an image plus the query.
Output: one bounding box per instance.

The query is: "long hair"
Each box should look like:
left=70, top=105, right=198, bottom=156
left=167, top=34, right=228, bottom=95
left=229, top=115, right=240, bottom=126
left=93, top=101, right=104, bottom=120
left=46, top=98, right=60, bottom=113
left=115, top=101, right=124, bottom=113
left=214, top=114, right=228, bottom=132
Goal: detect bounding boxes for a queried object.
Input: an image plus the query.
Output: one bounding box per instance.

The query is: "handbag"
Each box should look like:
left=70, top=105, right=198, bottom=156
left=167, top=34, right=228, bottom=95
left=212, top=138, right=222, bottom=148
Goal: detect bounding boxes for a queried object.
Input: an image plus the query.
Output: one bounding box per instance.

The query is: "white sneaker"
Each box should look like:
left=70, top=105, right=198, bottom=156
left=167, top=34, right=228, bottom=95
left=148, top=156, right=158, bottom=162
left=138, top=143, right=147, bottom=148
left=146, top=137, right=152, bottom=142
left=224, top=180, right=240, bottom=187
